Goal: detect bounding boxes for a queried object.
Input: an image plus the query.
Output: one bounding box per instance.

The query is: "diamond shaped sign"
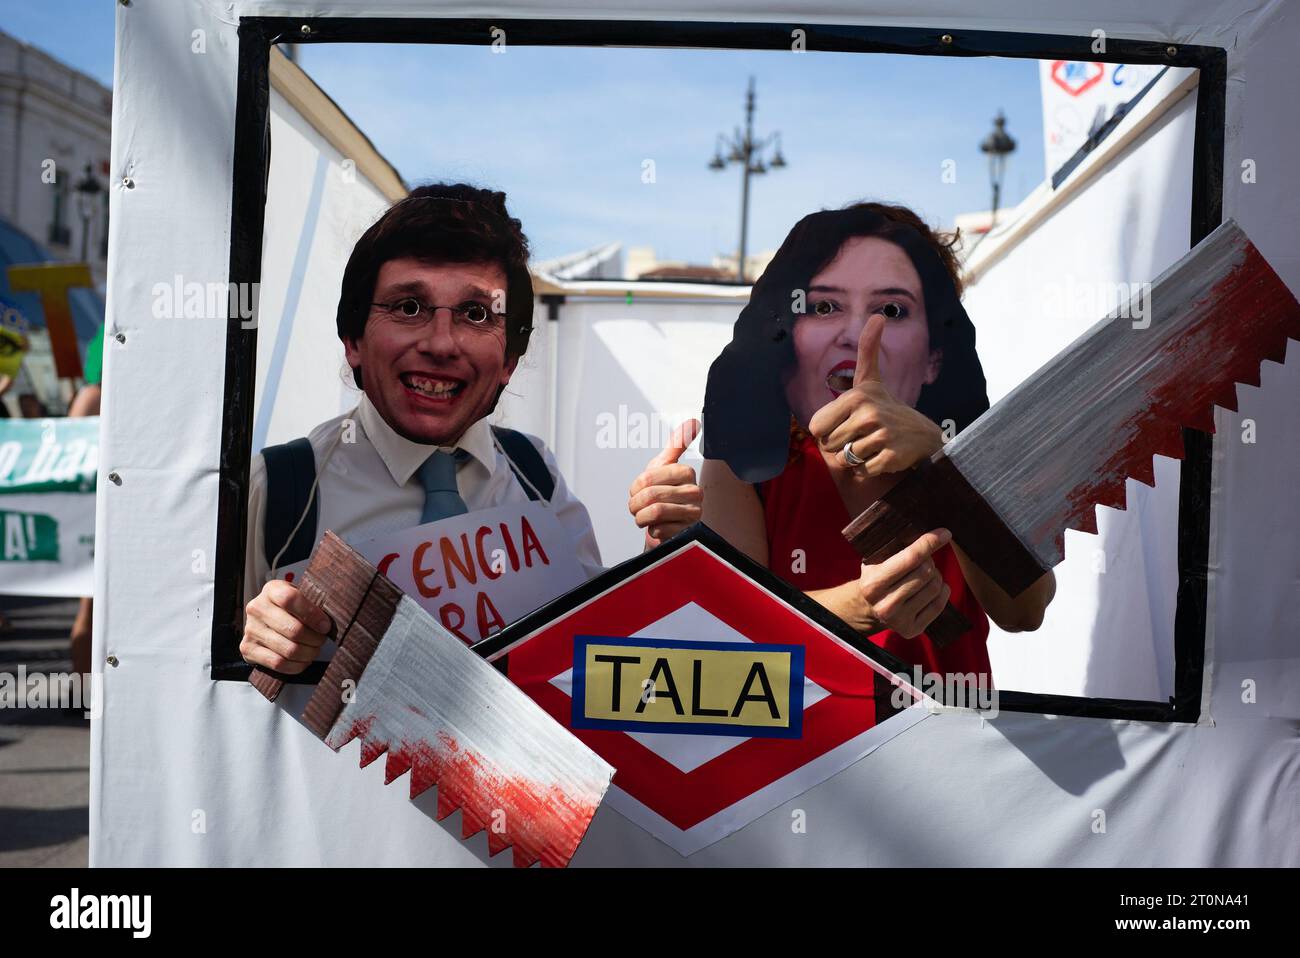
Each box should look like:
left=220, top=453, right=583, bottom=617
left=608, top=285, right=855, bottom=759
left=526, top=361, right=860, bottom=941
left=1050, top=59, right=1105, bottom=97
left=475, top=524, right=931, bottom=856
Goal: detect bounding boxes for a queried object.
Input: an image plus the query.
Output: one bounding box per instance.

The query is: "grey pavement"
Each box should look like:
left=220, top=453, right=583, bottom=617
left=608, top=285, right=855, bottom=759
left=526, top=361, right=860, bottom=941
left=0, top=596, right=89, bottom=867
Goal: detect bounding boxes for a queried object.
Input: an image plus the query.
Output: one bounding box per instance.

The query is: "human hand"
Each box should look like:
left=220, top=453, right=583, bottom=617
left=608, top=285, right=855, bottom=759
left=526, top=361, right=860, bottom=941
left=855, top=528, right=953, bottom=639
left=240, top=579, right=333, bottom=674
left=808, top=312, right=944, bottom=475
left=628, top=418, right=703, bottom=548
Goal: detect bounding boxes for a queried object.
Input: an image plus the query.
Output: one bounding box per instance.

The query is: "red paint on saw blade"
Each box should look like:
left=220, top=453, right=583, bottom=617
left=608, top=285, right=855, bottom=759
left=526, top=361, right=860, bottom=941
left=332, top=718, right=600, bottom=868
left=1041, top=241, right=1299, bottom=561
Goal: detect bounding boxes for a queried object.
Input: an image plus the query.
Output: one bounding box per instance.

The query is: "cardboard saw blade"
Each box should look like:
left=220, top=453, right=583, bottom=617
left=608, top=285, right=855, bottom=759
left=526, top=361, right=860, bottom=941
left=845, top=218, right=1300, bottom=629
left=253, top=531, right=614, bottom=868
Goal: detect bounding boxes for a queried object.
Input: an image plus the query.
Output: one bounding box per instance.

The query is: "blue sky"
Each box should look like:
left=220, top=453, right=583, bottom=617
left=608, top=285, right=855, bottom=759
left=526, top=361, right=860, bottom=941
left=3, top=3, right=1047, bottom=263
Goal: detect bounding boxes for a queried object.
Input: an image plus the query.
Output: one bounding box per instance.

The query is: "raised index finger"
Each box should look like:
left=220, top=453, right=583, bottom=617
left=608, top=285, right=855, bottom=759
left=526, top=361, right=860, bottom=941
left=853, top=313, right=886, bottom=387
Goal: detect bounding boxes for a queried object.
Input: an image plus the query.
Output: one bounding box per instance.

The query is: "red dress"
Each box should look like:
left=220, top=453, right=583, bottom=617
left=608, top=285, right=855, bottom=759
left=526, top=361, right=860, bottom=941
left=758, top=431, right=993, bottom=683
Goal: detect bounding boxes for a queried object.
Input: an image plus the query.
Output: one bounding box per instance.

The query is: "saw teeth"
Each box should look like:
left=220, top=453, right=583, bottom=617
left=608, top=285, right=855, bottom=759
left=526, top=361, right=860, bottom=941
left=1094, top=482, right=1128, bottom=511
left=1150, top=422, right=1187, bottom=462
left=513, top=846, right=540, bottom=868
left=487, top=829, right=511, bottom=857
left=1130, top=457, right=1156, bottom=488
left=336, top=729, right=559, bottom=867
left=409, top=769, right=439, bottom=800
left=1185, top=404, right=1216, bottom=434
left=1263, top=333, right=1291, bottom=364
left=385, top=750, right=413, bottom=785
left=460, top=807, right=487, bottom=840
left=1212, top=381, right=1240, bottom=413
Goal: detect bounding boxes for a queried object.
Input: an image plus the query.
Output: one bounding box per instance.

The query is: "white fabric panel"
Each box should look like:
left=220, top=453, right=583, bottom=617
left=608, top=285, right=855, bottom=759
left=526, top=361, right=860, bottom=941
left=552, top=300, right=736, bottom=564
left=92, top=0, right=242, bottom=864
left=490, top=304, right=555, bottom=445
left=253, top=88, right=390, bottom=450
left=962, top=89, right=1197, bottom=700
left=92, top=0, right=1299, bottom=867
left=218, top=0, right=1285, bottom=45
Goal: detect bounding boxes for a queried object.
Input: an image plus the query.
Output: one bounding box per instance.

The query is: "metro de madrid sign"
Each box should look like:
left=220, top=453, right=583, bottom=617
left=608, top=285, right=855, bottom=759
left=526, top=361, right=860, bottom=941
left=475, top=524, right=933, bottom=857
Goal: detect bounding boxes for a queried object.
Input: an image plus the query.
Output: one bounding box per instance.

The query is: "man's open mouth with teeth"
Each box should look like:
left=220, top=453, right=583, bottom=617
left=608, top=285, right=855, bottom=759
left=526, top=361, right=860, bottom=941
left=400, top=371, right=467, bottom=402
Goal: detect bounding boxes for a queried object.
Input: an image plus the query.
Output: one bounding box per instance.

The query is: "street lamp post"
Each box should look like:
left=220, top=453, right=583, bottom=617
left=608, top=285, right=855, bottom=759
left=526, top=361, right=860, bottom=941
left=979, top=111, right=1017, bottom=230
left=709, top=77, right=786, bottom=282
left=73, top=164, right=103, bottom=264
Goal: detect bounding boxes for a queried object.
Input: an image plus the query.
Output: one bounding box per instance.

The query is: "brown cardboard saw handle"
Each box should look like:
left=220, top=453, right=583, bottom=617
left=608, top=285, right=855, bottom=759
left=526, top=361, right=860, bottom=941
left=842, top=453, right=1049, bottom=648
left=842, top=489, right=971, bottom=648
left=246, top=566, right=339, bottom=702
left=247, top=532, right=380, bottom=703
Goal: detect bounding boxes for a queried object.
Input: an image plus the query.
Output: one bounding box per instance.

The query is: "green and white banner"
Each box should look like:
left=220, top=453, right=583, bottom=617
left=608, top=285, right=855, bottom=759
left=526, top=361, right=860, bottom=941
left=0, top=417, right=98, bottom=597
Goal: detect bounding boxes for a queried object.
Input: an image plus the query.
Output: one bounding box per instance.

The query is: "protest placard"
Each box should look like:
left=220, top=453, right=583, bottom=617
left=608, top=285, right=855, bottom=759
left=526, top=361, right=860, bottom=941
left=277, top=500, right=588, bottom=645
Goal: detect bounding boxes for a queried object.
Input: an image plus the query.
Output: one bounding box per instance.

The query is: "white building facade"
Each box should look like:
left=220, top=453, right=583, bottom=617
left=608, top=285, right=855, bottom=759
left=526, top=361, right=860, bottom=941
left=0, top=29, right=112, bottom=290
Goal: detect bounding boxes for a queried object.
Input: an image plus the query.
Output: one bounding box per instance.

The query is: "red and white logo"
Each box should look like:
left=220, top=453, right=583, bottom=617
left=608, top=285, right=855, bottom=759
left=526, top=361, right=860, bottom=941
left=1050, top=60, right=1105, bottom=97
left=495, top=540, right=928, bottom=855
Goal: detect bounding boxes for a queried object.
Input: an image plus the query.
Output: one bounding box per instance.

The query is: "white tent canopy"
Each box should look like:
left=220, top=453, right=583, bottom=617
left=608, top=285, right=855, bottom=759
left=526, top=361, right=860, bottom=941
left=91, top=0, right=1298, bottom=865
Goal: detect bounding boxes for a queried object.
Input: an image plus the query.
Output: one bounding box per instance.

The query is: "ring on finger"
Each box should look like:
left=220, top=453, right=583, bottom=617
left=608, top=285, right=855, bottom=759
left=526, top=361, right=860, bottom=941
left=842, top=441, right=866, bottom=467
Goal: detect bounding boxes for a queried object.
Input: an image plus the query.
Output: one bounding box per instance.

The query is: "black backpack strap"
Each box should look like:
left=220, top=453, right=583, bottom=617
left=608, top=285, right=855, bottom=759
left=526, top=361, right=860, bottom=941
left=261, top=437, right=319, bottom=568
left=491, top=426, right=555, bottom=503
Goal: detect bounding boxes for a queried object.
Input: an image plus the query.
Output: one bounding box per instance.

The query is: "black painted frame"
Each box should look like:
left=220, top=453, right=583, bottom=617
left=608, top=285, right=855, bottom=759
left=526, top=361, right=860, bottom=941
left=209, top=16, right=1226, bottom=725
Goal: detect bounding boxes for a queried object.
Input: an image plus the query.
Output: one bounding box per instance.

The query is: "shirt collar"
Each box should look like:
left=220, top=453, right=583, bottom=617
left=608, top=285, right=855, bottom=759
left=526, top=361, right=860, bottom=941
left=357, top=392, right=498, bottom=487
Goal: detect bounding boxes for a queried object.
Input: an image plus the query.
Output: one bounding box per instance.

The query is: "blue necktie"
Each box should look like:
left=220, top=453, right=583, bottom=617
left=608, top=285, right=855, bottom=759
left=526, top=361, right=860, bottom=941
left=416, top=449, right=469, bottom=524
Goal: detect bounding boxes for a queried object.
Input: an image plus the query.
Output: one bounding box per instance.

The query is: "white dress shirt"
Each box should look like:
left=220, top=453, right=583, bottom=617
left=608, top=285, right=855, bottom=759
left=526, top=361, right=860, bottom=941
left=244, top=393, right=603, bottom=604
